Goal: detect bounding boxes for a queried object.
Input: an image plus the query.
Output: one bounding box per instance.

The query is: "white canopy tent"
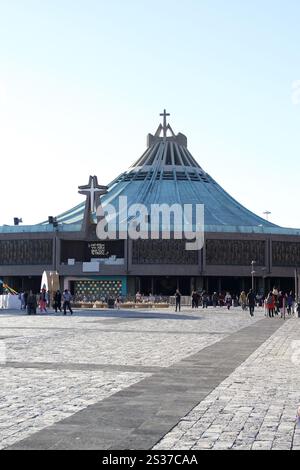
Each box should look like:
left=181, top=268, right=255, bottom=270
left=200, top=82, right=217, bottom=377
left=0, top=294, right=21, bottom=310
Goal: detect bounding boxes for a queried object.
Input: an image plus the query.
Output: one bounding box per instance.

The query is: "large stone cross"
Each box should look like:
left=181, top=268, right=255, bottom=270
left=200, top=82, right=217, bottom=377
left=160, top=109, right=170, bottom=138
left=78, top=176, right=108, bottom=213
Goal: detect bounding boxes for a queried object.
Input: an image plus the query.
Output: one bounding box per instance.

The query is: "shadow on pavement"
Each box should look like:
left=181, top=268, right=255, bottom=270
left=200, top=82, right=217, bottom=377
left=0, top=309, right=200, bottom=321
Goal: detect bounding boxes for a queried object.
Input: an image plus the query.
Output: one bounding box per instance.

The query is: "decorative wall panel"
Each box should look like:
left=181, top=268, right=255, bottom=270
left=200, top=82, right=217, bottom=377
left=0, top=239, right=53, bottom=265
left=206, top=239, right=265, bottom=266
left=272, top=241, right=300, bottom=267
left=132, top=240, right=198, bottom=264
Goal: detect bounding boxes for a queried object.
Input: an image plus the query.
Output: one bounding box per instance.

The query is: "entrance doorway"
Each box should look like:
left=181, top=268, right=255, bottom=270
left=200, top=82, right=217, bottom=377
left=154, top=277, right=177, bottom=296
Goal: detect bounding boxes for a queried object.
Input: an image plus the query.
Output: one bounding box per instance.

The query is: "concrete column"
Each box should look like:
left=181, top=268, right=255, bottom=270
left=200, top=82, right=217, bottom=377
left=127, top=239, right=132, bottom=274
left=257, top=277, right=263, bottom=292
left=52, top=233, right=56, bottom=270
left=197, top=277, right=204, bottom=291
left=127, top=277, right=135, bottom=296
left=269, top=238, right=273, bottom=274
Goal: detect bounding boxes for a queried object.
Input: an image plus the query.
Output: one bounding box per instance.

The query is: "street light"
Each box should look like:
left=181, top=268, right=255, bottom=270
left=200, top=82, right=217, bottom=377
left=261, top=267, right=267, bottom=296
left=48, top=216, right=59, bottom=272
left=263, top=211, right=271, bottom=221
left=295, top=266, right=298, bottom=303
left=251, top=260, right=256, bottom=291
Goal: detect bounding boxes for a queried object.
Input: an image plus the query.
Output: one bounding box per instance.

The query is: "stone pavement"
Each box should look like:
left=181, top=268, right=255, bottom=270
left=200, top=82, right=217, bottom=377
left=154, top=318, right=300, bottom=451
left=0, top=306, right=299, bottom=450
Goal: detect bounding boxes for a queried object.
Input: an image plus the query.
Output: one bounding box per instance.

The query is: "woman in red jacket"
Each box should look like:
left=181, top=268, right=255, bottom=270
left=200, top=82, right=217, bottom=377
left=266, top=292, right=275, bottom=318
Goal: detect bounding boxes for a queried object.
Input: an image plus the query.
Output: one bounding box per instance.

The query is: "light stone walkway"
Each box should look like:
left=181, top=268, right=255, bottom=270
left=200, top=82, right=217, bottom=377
left=0, top=369, right=149, bottom=450
left=0, top=307, right=298, bottom=450
left=153, top=318, right=300, bottom=451
left=0, top=308, right=262, bottom=368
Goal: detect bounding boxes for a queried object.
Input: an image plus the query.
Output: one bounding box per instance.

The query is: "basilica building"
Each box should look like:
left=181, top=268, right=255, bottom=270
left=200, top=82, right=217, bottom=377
left=1, top=112, right=300, bottom=298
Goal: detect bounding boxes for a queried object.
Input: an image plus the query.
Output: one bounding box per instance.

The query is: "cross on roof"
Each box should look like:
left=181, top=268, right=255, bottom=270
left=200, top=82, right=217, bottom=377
left=78, top=176, right=108, bottom=213
left=160, top=109, right=170, bottom=138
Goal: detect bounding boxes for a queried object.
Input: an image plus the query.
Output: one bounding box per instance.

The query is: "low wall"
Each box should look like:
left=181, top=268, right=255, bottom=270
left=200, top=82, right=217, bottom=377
left=72, top=302, right=169, bottom=309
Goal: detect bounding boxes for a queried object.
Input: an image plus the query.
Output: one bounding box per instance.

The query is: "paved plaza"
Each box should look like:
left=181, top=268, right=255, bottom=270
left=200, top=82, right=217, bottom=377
left=0, top=306, right=299, bottom=450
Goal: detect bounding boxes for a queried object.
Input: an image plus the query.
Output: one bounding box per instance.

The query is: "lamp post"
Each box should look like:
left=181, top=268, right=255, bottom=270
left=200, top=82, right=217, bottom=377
left=49, top=216, right=59, bottom=273
left=251, top=260, right=256, bottom=291
left=261, top=267, right=267, bottom=296
left=263, top=211, right=271, bottom=221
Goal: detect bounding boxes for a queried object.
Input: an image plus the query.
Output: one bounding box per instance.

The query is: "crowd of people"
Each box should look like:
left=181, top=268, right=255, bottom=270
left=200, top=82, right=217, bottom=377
left=173, top=287, right=299, bottom=317
left=15, top=285, right=300, bottom=318
left=18, top=288, right=73, bottom=315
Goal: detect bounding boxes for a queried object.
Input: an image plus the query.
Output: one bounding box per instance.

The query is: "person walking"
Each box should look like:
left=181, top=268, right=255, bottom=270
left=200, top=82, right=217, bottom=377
left=19, top=291, right=25, bottom=311
left=24, top=291, right=28, bottom=311
left=272, top=287, right=279, bottom=315
left=191, top=290, right=198, bottom=309
left=27, top=291, right=37, bottom=315
left=39, top=289, right=47, bottom=313
left=225, top=292, right=232, bottom=310
left=278, top=291, right=285, bottom=318
left=175, top=289, right=181, bottom=312
left=287, top=291, right=294, bottom=316
left=202, top=291, right=209, bottom=309
left=63, top=289, right=73, bottom=315
left=46, top=290, right=51, bottom=308
left=53, top=290, right=62, bottom=313
left=212, top=292, right=218, bottom=308
left=239, top=291, right=247, bottom=311
left=247, top=289, right=256, bottom=317
left=115, top=295, right=121, bottom=310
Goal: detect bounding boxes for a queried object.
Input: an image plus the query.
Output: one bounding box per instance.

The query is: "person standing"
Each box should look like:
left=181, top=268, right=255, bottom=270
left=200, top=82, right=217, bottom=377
left=115, top=295, right=121, bottom=310
left=175, top=289, right=181, bottom=312
left=191, top=290, right=197, bottom=309
left=247, top=289, right=256, bottom=317
left=219, top=292, right=224, bottom=307
left=53, top=290, right=62, bottom=313
left=239, top=291, right=247, bottom=311
left=46, top=290, right=51, bottom=308
left=225, top=292, right=232, bottom=310
left=135, top=291, right=142, bottom=303
left=27, top=291, right=37, bottom=315
left=287, top=291, right=294, bottom=316
left=272, top=287, right=279, bottom=315
left=277, top=291, right=283, bottom=318
left=39, top=289, right=47, bottom=313
left=21, top=292, right=26, bottom=310
left=23, top=291, right=28, bottom=311
left=266, top=291, right=275, bottom=318
left=202, top=291, right=209, bottom=309
left=212, top=292, right=218, bottom=308
left=63, top=289, right=73, bottom=315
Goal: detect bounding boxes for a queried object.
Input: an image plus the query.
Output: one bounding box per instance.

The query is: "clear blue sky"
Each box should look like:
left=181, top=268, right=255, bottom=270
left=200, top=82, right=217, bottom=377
left=1, top=0, right=300, bottom=227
